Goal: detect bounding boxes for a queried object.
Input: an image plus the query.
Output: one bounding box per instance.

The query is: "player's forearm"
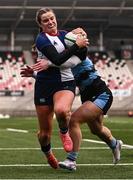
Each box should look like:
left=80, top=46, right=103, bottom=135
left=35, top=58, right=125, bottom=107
left=40, top=43, right=79, bottom=66
left=47, top=55, right=81, bottom=69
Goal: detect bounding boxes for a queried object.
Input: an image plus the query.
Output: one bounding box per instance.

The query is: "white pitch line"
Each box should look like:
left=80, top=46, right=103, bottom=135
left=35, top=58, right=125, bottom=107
left=83, top=139, right=133, bottom=149
left=0, top=163, right=133, bottom=167
left=122, top=144, right=133, bottom=149
left=0, top=138, right=133, bottom=150
left=0, top=146, right=132, bottom=151
left=0, top=147, right=109, bottom=151
left=6, top=128, right=28, bottom=133
left=0, top=148, right=40, bottom=150
left=83, top=139, right=106, bottom=144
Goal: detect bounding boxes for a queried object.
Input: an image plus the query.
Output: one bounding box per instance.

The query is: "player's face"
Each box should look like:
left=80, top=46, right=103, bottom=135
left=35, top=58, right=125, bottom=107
left=40, top=11, right=57, bottom=35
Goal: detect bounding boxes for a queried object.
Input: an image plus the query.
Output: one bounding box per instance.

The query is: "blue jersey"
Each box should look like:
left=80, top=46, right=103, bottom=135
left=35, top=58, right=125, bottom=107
left=72, top=57, right=99, bottom=90
left=72, top=57, right=113, bottom=114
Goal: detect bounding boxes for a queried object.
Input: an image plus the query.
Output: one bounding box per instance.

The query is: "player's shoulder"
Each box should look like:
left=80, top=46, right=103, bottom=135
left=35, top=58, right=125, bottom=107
left=35, top=32, right=50, bottom=49
left=36, top=32, right=48, bottom=41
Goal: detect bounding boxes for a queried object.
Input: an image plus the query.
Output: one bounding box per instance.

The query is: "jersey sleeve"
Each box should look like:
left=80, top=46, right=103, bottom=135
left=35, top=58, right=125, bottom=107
left=36, top=33, right=80, bottom=66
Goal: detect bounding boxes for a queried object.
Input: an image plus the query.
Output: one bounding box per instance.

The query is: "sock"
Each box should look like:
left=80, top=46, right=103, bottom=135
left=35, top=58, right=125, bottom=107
left=108, top=138, right=117, bottom=150
left=41, top=143, right=51, bottom=155
left=67, top=152, right=78, bottom=161
left=60, top=127, right=68, bottom=134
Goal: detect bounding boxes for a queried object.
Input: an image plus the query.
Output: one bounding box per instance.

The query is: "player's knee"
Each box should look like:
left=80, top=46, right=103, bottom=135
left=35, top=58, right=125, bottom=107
left=89, top=121, right=102, bottom=134
left=90, top=126, right=103, bottom=135
left=90, top=128, right=97, bottom=135
left=37, top=131, right=51, bottom=145
left=54, top=106, right=71, bottom=119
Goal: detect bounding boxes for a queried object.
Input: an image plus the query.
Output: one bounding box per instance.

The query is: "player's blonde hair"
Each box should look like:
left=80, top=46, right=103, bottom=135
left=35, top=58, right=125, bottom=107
left=36, top=7, right=55, bottom=25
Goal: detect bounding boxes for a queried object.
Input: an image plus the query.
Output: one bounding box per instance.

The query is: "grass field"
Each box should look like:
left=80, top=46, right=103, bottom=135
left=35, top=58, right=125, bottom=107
left=0, top=116, right=133, bottom=179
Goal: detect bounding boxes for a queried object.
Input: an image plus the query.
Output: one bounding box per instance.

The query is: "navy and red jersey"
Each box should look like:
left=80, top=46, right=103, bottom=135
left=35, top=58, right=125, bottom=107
left=35, top=30, right=80, bottom=83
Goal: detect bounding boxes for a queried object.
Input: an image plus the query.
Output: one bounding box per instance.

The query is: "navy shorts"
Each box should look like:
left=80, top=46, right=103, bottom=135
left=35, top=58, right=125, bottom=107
left=34, top=79, right=76, bottom=105
left=80, top=77, right=113, bottom=114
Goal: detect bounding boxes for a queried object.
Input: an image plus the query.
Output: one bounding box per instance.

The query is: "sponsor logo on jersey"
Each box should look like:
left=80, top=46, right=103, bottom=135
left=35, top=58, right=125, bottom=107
left=39, top=98, right=46, bottom=103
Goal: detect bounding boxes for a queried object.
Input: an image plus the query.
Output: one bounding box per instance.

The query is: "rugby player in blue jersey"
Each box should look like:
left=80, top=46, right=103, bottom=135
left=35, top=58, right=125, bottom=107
left=58, top=57, right=123, bottom=171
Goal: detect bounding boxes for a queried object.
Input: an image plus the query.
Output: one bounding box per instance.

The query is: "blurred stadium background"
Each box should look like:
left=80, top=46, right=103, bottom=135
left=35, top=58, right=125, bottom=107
left=0, top=0, right=133, bottom=117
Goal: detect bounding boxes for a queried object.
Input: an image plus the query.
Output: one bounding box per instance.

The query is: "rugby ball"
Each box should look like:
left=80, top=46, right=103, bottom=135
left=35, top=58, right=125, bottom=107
left=64, top=32, right=78, bottom=47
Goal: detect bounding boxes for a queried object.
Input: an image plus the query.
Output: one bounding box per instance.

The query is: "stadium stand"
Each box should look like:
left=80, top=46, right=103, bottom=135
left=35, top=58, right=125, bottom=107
left=0, top=51, right=33, bottom=94
left=95, top=58, right=133, bottom=90
left=0, top=51, right=35, bottom=116
left=92, top=53, right=133, bottom=115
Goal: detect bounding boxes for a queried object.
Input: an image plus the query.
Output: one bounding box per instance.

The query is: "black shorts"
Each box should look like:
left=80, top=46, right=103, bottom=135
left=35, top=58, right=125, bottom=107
left=80, top=77, right=113, bottom=114
left=34, top=79, right=76, bottom=105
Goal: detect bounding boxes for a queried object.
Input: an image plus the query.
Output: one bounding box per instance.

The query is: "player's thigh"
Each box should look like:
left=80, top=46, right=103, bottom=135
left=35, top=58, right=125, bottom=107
left=53, top=90, right=75, bottom=110
left=71, top=101, right=103, bottom=124
left=35, top=105, right=54, bottom=132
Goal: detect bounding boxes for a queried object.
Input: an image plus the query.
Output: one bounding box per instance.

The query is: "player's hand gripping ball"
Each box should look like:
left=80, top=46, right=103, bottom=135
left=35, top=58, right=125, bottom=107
left=64, top=31, right=86, bottom=47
